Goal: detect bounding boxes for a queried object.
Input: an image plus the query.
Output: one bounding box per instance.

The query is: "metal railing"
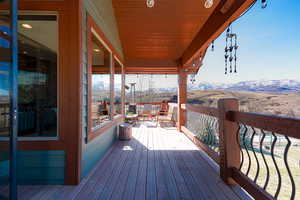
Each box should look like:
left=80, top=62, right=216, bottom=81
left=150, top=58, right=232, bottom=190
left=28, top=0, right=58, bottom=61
left=181, top=99, right=300, bottom=200
left=186, top=106, right=219, bottom=154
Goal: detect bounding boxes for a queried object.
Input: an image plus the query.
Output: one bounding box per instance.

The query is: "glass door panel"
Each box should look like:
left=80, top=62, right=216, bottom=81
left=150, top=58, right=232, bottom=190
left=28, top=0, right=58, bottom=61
left=0, top=1, right=12, bottom=199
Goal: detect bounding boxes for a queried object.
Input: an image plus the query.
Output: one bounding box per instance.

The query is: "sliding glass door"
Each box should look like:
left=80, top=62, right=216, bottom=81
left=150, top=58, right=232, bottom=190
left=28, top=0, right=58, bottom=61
left=0, top=0, right=18, bottom=199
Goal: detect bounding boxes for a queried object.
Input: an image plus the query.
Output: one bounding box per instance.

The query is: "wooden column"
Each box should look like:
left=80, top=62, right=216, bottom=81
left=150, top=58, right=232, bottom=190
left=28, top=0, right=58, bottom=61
left=121, top=65, right=126, bottom=119
left=218, top=98, right=240, bottom=185
left=63, top=0, right=83, bottom=185
left=177, top=69, right=187, bottom=132
left=110, top=53, right=115, bottom=119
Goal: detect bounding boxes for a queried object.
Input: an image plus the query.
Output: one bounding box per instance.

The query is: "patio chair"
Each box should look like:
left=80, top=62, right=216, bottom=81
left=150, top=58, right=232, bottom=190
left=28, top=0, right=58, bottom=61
left=157, top=105, right=175, bottom=127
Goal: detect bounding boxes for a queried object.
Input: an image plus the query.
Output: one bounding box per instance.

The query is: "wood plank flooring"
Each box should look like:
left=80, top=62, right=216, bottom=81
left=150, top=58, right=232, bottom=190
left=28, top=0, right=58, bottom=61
left=0, top=122, right=251, bottom=200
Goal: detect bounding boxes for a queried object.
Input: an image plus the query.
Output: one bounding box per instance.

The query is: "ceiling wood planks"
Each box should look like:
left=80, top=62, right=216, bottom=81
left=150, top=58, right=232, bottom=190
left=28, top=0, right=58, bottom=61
left=112, top=0, right=221, bottom=73
left=111, top=0, right=254, bottom=74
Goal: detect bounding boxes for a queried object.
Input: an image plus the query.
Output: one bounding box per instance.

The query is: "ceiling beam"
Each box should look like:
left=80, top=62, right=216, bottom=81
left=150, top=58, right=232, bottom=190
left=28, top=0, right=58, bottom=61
left=181, top=0, right=256, bottom=66
left=124, top=58, right=179, bottom=74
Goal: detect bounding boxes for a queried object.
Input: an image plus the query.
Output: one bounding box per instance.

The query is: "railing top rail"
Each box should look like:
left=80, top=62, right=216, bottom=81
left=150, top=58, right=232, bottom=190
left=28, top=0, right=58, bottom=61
left=181, top=104, right=218, bottom=117
left=228, top=110, right=300, bottom=139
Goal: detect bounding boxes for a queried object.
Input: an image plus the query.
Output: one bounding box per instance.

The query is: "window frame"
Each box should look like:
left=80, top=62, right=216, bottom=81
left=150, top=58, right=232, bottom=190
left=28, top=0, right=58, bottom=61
left=87, top=15, right=125, bottom=142
left=113, top=56, right=124, bottom=117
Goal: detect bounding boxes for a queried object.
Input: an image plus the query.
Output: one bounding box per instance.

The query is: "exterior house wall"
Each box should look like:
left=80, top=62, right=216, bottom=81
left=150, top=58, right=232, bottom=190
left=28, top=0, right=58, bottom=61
left=0, top=151, right=65, bottom=185
left=80, top=0, right=123, bottom=179
left=81, top=125, right=118, bottom=178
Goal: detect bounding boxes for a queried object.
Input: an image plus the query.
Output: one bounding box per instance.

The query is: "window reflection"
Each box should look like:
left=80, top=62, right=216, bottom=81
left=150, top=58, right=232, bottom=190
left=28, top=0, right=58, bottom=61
left=91, top=35, right=111, bottom=129
left=17, top=15, right=58, bottom=137
left=0, top=13, right=10, bottom=138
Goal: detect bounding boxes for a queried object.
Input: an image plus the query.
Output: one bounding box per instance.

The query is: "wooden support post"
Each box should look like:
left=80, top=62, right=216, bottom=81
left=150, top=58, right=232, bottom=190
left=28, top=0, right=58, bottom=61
left=218, top=98, right=240, bottom=185
left=177, top=69, right=187, bottom=132
left=110, top=53, right=115, bottom=119
left=121, top=65, right=126, bottom=119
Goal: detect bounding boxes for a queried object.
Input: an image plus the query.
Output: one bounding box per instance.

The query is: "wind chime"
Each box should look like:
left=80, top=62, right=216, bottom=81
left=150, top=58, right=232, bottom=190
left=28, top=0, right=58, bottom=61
left=190, top=74, right=196, bottom=84
left=224, top=24, right=238, bottom=74
left=189, top=55, right=203, bottom=84
left=262, top=0, right=267, bottom=8
left=190, top=60, right=196, bottom=84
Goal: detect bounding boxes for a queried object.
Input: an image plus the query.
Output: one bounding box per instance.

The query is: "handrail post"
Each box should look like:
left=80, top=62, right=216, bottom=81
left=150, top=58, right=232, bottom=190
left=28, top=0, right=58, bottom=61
left=218, top=98, right=240, bottom=185
left=177, top=68, right=187, bottom=131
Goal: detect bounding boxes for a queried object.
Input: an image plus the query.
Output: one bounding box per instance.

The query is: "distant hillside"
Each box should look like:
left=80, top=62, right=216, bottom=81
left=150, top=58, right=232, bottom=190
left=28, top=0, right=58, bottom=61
left=187, top=90, right=300, bottom=118
left=189, top=80, right=300, bottom=93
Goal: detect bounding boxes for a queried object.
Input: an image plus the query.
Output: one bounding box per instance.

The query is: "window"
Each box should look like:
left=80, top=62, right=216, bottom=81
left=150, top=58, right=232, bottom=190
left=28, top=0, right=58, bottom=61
left=114, top=59, right=122, bottom=115
left=91, top=34, right=111, bottom=129
left=18, top=14, right=58, bottom=137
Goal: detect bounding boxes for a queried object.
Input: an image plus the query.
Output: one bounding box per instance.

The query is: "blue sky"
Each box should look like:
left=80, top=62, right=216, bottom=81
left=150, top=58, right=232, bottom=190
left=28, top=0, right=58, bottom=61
left=197, top=0, right=300, bottom=83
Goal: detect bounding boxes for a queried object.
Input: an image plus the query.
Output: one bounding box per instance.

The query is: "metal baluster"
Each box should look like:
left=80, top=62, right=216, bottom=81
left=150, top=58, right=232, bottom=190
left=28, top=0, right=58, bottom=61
left=260, top=130, right=270, bottom=190
left=283, top=136, right=295, bottom=200
left=204, top=116, right=209, bottom=145
left=271, top=133, right=281, bottom=198
left=214, top=118, right=219, bottom=153
left=237, top=124, right=244, bottom=171
left=206, top=116, right=210, bottom=147
left=212, top=117, right=218, bottom=152
left=209, top=117, right=213, bottom=148
left=242, top=125, right=251, bottom=176
left=250, top=127, right=260, bottom=183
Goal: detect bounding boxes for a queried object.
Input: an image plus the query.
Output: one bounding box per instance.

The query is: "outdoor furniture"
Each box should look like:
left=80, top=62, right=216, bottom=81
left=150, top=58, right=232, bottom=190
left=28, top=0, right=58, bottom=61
left=157, top=105, right=175, bottom=127
left=125, top=114, right=138, bottom=124
left=128, top=104, right=137, bottom=114
left=139, top=104, right=154, bottom=121
left=119, top=123, right=132, bottom=140
left=126, top=104, right=138, bottom=124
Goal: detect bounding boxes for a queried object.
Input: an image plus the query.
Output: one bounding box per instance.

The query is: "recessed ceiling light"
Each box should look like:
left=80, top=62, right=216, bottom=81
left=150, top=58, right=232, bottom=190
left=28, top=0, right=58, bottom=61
left=21, top=24, right=33, bottom=29
left=204, top=0, right=213, bottom=9
left=146, top=0, right=155, bottom=8
left=93, top=49, right=100, bottom=52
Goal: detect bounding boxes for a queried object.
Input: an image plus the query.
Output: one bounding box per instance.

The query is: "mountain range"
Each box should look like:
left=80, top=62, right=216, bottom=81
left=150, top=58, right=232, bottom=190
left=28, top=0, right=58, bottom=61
left=188, top=79, right=300, bottom=93
left=90, top=79, right=300, bottom=93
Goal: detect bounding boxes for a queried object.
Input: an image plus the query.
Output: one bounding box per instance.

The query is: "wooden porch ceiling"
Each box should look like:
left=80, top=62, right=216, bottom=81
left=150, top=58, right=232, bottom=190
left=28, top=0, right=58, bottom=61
left=112, top=0, right=255, bottom=74
left=113, top=0, right=220, bottom=74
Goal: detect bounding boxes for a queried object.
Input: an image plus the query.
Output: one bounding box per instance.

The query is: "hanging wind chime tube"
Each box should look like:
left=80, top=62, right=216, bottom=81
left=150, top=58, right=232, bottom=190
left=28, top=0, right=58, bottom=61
left=261, top=0, right=267, bottom=8
left=229, top=32, right=233, bottom=73
left=224, top=23, right=238, bottom=75
left=234, top=34, right=238, bottom=73
left=224, top=26, right=230, bottom=74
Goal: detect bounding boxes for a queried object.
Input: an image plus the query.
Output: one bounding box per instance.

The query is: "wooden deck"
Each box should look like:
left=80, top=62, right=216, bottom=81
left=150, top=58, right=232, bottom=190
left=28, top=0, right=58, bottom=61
left=0, top=122, right=251, bottom=200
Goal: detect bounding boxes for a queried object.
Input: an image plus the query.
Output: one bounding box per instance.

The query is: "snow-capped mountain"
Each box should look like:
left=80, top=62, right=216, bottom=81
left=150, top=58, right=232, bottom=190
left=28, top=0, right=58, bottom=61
left=192, top=80, right=300, bottom=93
